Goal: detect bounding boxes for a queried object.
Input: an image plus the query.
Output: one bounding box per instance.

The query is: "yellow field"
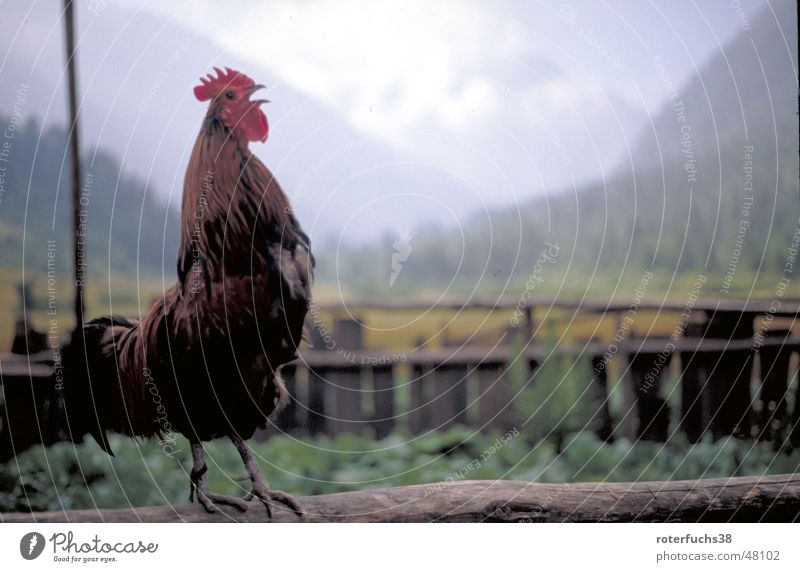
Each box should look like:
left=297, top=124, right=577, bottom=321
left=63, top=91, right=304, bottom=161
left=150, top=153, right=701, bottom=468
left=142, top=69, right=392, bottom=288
left=0, top=270, right=168, bottom=352
left=316, top=307, right=705, bottom=352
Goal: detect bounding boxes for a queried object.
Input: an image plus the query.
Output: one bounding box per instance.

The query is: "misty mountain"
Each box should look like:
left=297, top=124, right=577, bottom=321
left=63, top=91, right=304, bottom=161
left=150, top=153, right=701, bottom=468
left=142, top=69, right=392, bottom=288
left=321, top=0, right=798, bottom=295
left=0, top=114, right=180, bottom=281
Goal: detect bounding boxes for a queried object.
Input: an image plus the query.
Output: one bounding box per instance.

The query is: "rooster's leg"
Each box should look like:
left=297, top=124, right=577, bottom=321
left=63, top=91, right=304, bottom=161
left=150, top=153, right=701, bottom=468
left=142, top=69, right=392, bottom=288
left=189, top=441, right=248, bottom=513
left=230, top=434, right=304, bottom=519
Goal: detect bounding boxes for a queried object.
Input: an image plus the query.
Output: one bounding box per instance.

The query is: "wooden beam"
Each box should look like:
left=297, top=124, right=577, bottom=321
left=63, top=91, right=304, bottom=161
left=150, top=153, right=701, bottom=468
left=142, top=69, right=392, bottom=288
left=63, top=0, right=85, bottom=331
left=3, top=474, right=799, bottom=523
left=313, top=296, right=800, bottom=317
left=371, top=365, right=395, bottom=439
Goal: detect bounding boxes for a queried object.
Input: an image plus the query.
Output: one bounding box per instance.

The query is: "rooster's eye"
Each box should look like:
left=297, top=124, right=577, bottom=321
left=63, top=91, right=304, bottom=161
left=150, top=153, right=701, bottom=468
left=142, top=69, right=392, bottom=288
left=225, top=91, right=236, bottom=100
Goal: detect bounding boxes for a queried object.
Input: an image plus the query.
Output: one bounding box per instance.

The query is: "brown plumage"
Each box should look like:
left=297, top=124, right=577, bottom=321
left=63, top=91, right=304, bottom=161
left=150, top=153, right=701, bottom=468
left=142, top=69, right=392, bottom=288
left=62, top=68, right=313, bottom=516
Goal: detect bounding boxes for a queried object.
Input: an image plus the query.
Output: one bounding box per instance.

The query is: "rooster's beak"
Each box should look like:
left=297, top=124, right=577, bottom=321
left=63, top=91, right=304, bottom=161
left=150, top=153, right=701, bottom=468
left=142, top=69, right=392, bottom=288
left=248, top=84, right=269, bottom=105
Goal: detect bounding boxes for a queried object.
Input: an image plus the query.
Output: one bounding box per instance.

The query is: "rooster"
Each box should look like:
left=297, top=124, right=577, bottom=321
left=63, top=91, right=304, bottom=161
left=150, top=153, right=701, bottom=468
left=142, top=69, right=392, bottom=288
left=62, top=67, right=313, bottom=517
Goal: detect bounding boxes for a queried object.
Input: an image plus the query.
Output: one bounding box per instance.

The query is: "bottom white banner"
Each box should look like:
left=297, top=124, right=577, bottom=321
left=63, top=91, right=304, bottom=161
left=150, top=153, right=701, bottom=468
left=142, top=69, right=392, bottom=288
left=0, top=523, right=798, bottom=571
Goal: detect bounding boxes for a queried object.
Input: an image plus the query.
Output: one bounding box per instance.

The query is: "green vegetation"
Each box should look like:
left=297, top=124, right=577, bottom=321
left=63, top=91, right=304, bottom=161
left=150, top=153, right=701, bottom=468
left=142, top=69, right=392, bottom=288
left=2, top=427, right=799, bottom=513
left=509, top=328, right=597, bottom=452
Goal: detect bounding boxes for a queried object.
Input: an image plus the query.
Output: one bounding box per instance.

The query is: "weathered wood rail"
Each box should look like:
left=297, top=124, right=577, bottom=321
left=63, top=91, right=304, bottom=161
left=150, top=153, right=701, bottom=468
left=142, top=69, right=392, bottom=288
left=3, top=474, right=799, bottom=523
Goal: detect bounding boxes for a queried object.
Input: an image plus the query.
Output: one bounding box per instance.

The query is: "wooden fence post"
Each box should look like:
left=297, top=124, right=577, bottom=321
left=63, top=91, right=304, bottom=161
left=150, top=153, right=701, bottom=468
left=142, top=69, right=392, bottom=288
left=330, top=366, right=362, bottom=435
left=707, top=349, right=754, bottom=440
left=430, top=364, right=468, bottom=429
left=477, top=362, right=512, bottom=433
left=371, top=365, right=395, bottom=439
left=409, top=364, right=429, bottom=433
left=679, top=348, right=709, bottom=444
left=703, top=310, right=756, bottom=440
left=307, top=366, right=328, bottom=435
left=590, top=355, right=614, bottom=442
left=626, top=350, right=671, bottom=442
left=755, top=331, right=793, bottom=441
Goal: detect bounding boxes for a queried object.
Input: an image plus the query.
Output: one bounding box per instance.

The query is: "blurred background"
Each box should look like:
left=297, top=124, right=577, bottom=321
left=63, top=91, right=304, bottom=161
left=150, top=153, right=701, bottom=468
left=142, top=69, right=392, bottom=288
left=0, top=0, right=799, bottom=512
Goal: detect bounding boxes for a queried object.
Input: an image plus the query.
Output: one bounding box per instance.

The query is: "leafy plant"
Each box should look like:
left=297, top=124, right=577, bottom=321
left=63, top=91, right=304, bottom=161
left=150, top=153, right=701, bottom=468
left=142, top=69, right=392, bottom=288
left=3, top=427, right=798, bottom=512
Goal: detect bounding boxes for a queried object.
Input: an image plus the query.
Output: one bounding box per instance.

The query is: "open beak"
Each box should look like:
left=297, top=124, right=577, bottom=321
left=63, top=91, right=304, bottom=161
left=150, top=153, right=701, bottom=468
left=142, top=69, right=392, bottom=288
left=248, top=84, right=269, bottom=105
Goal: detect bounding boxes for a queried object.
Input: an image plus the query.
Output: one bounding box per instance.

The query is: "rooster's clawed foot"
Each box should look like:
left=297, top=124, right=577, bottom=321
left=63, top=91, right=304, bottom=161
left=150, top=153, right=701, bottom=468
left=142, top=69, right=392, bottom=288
left=240, top=473, right=304, bottom=519
left=189, top=463, right=248, bottom=513
left=230, top=434, right=305, bottom=520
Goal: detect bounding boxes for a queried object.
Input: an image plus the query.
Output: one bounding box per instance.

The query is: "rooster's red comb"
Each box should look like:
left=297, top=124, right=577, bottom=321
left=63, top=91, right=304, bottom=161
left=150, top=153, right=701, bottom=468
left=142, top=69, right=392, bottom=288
left=193, top=67, right=255, bottom=101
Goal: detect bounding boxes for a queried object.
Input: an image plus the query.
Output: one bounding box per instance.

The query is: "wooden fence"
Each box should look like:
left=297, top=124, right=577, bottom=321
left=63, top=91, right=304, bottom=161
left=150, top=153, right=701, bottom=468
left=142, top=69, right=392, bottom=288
left=1, top=297, right=799, bottom=461
left=273, top=297, right=800, bottom=445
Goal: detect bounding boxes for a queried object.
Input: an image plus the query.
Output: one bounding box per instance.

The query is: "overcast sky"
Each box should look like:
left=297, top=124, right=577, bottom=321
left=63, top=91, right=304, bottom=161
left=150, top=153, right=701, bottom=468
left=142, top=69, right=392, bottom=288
left=118, top=0, right=754, bottom=151
left=0, top=0, right=782, bottom=241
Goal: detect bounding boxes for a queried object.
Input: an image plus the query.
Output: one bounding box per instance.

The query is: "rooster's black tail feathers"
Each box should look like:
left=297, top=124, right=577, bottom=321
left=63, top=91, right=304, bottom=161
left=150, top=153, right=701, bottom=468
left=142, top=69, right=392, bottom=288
left=61, top=315, right=136, bottom=456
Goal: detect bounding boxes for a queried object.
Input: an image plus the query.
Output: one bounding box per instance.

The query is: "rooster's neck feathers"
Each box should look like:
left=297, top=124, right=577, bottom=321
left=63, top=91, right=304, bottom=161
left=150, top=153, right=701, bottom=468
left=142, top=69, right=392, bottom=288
left=178, top=117, right=306, bottom=290
left=182, top=118, right=294, bottom=248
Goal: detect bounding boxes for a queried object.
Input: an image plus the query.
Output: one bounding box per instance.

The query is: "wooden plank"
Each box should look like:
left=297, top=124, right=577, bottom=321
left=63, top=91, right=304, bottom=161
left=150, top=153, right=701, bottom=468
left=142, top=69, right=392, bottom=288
left=755, top=333, right=792, bottom=441
left=295, top=338, right=797, bottom=369
left=632, top=337, right=794, bottom=354
left=333, top=318, right=364, bottom=350
left=679, top=350, right=709, bottom=443
left=590, top=355, right=614, bottom=442
left=0, top=371, right=61, bottom=462
left=620, top=352, right=637, bottom=441
left=792, top=352, right=800, bottom=447
left=329, top=366, right=362, bottom=435
left=624, top=351, right=672, bottom=442
left=5, top=474, right=799, bottom=523
left=477, top=363, right=511, bottom=433
left=306, top=366, right=328, bottom=436
left=408, top=364, right=429, bottom=434
left=371, top=365, right=394, bottom=439
left=702, top=309, right=756, bottom=340
left=0, top=358, right=54, bottom=378
left=314, top=296, right=800, bottom=318
left=523, top=305, right=535, bottom=340
left=430, top=364, right=468, bottom=429
left=706, top=350, right=754, bottom=440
